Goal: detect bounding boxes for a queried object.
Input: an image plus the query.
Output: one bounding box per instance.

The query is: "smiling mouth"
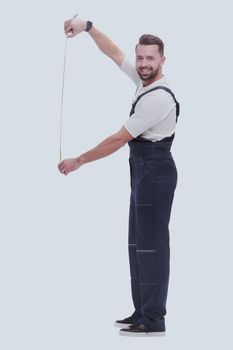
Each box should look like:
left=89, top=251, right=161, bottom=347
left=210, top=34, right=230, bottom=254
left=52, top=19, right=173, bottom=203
left=140, top=68, right=152, bottom=73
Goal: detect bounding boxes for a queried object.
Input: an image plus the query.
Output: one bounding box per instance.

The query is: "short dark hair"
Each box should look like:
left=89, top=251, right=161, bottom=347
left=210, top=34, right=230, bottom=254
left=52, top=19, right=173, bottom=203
left=135, top=34, right=164, bottom=56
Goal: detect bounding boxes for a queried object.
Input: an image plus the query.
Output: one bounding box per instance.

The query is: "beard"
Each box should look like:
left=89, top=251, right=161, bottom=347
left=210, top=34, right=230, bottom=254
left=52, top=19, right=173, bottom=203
left=136, top=65, right=160, bottom=81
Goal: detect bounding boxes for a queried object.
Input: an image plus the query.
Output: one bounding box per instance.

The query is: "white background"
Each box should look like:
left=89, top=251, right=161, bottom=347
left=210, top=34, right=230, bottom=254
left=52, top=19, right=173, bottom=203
left=0, top=0, right=232, bottom=349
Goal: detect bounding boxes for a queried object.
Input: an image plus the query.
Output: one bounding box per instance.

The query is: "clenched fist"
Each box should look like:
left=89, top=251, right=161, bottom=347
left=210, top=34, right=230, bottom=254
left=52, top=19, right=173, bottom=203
left=64, top=18, right=87, bottom=38
left=58, top=157, right=83, bottom=176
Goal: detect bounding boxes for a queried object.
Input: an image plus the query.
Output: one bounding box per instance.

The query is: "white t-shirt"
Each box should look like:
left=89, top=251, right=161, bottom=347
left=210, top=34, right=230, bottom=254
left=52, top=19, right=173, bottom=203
left=120, top=56, right=177, bottom=142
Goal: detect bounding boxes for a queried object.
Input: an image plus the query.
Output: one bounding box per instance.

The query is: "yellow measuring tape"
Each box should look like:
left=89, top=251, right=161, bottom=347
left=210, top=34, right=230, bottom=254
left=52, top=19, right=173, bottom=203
left=59, top=35, right=69, bottom=162
left=59, top=14, right=78, bottom=162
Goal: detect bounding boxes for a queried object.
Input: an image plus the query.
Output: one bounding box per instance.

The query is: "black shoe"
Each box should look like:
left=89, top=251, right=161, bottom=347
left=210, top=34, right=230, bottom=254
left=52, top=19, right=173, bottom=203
left=115, top=313, right=140, bottom=328
left=119, top=323, right=166, bottom=337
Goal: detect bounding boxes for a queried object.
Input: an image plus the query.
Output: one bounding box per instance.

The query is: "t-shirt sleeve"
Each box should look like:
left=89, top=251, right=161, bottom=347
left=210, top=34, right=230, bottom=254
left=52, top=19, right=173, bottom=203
left=119, top=56, right=141, bottom=86
left=123, top=91, right=175, bottom=138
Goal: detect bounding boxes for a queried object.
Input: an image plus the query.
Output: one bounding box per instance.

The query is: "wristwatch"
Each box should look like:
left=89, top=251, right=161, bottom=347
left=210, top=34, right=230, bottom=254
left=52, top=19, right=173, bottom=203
left=85, top=21, right=93, bottom=32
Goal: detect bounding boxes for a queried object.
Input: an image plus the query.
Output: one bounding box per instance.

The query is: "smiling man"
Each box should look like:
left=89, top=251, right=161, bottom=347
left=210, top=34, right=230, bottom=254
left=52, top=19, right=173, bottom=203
left=58, top=17, right=179, bottom=337
left=136, top=40, right=165, bottom=84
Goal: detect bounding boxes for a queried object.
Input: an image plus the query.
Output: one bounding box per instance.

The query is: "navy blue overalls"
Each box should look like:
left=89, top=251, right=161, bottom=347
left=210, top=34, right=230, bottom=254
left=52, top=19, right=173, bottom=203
left=127, top=86, right=180, bottom=331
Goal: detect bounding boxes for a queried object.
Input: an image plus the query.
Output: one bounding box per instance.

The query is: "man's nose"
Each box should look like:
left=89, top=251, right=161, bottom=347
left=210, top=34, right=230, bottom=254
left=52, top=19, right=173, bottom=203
left=141, top=59, right=148, bottom=67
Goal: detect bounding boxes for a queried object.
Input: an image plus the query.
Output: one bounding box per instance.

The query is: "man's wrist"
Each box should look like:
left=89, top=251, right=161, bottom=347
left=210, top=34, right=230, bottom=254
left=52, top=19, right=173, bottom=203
left=76, top=156, right=85, bottom=165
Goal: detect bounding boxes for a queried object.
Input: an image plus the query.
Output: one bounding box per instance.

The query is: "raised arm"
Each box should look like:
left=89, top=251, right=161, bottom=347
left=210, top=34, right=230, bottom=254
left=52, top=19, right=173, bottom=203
left=64, top=18, right=125, bottom=67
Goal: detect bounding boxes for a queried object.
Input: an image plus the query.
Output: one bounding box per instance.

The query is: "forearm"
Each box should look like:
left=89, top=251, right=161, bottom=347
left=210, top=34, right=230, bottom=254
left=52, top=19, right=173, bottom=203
left=78, top=134, right=125, bottom=165
left=88, top=26, right=124, bottom=62
left=64, top=18, right=124, bottom=64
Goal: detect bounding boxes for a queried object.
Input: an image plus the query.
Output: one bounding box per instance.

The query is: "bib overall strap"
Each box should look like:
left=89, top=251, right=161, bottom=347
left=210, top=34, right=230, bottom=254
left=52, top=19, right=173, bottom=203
left=130, top=86, right=180, bottom=122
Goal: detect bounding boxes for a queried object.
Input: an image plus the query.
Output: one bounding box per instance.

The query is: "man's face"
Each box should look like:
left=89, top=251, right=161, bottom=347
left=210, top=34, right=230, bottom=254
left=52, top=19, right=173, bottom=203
left=136, top=44, right=165, bottom=83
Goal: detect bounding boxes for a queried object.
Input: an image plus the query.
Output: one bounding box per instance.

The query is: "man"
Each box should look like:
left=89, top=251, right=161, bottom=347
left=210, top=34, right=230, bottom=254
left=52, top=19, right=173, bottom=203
left=58, top=17, right=179, bottom=337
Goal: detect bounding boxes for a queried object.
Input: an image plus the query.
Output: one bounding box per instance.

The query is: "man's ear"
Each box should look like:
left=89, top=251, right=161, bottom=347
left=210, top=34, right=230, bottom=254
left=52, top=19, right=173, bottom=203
left=161, top=56, right=166, bottom=68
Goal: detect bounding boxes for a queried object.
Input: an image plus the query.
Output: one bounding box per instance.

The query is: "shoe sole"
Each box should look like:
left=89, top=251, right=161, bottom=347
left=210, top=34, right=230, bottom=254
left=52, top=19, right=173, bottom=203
left=115, top=322, right=132, bottom=328
left=119, top=330, right=166, bottom=337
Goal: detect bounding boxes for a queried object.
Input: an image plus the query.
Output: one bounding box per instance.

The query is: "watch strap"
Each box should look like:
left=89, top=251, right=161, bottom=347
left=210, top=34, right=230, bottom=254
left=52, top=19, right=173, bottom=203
left=85, top=21, right=93, bottom=32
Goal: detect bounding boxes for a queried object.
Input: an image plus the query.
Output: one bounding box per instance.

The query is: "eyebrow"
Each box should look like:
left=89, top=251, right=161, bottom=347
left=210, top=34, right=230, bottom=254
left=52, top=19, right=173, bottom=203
left=136, top=55, right=155, bottom=59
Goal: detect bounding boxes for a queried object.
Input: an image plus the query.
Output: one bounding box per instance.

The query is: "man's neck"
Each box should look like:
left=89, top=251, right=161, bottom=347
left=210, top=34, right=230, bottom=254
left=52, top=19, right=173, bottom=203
left=142, top=73, right=164, bottom=87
